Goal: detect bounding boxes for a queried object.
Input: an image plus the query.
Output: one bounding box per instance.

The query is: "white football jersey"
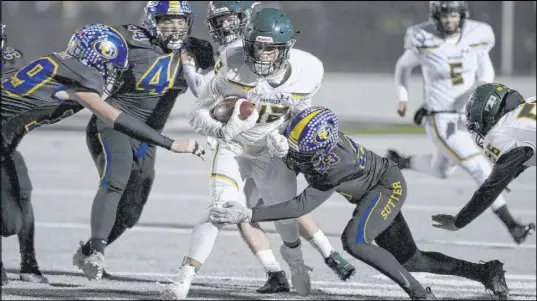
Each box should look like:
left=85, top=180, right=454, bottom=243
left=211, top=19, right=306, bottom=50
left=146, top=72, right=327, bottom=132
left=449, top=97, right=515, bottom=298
left=196, top=46, right=323, bottom=155
left=483, top=97, right=536, bottom=166
left=405, top=20, right=495, bottom=111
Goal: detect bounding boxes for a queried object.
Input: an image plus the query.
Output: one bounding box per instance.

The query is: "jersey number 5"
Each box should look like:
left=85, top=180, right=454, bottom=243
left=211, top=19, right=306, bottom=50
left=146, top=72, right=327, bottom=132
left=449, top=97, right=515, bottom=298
left=136, top=53, right=186, bottom=95
left=449, top=62, right=464, bottom=86
left=2, top=57, right=58, bottom=97
left=516, top=103, right=536, bottom=121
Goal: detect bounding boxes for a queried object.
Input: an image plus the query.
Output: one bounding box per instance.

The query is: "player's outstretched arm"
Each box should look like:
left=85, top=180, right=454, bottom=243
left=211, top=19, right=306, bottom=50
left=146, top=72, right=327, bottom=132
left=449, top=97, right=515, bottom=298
left=394, top=49, right=420, bottom=117
left=72, top=91, right=205, bottom=158
left=435, top=147, right=534, bottom=230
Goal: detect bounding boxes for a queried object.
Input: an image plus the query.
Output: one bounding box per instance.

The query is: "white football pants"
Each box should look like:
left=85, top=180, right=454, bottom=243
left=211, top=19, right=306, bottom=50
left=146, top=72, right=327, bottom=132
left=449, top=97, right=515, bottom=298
left=410, top=113, right=507, bottom=211
left=185, top=146, right=299, bottom=264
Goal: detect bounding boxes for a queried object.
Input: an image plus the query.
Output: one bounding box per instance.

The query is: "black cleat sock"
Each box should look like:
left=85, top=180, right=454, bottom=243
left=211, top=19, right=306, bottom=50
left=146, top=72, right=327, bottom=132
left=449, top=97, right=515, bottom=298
left=494, top=205, right=517, bottom=229
left=89, top=238, right=107, bottom=255
left=82, top=241, right=91, bottom=256
left=403, top=250, right=486, bottom=283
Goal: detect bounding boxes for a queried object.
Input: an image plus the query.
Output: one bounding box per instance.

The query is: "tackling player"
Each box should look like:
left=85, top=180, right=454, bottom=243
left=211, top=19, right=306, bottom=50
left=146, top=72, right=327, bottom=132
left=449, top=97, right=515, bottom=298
left=161, top=8, right=323, bottom=299
left=72, top=1, right=213, bottom=280
left=197, top=1, right=355, bottom=294
left=0, top=23, right=48, bottom=286
left=432, top=83, right=536, bottom=235
left=1, top=23, right=203, bottom=285
left=209, top=106, right=510, bottom=300
left=386, top=1, right=533, bottom=244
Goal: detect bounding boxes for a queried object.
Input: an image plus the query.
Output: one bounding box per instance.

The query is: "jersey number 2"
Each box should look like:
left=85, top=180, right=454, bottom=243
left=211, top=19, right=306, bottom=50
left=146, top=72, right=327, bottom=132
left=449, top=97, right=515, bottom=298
left=449, top=62, right=464, bottom=86
left=136, top=53, right=186, bottom=95
left=2, top=57, right=58, bottom=97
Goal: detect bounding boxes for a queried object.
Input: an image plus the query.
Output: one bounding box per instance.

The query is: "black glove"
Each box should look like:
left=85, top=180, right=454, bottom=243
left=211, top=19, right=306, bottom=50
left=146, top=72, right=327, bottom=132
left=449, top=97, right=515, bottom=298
left=187, top=37, right=215, bottom=70
left=413, top=106, right=429, bottom=126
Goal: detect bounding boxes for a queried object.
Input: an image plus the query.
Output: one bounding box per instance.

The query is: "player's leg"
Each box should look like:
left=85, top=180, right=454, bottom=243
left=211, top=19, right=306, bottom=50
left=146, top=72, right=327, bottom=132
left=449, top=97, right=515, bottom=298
left=1, top=155, right=24, bottom=286
left=76, top=120, right=134, bottom=280
left=162, top=147, right=248, bottom=300
left=297, top=213, right=356, bottom=281
left=11, top=151, right=48, bottom=283
left=340, top=166, right=435, bottom=299
left=239, top=178, right=289, bottom=294
left=252, top=155, right=311, bottom=296
left=376, top=212, right=509, bottom=298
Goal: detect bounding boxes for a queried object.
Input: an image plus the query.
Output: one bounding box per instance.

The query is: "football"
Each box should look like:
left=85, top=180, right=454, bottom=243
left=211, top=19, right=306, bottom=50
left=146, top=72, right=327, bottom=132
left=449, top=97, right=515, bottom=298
left=210, top=96, right=255, bottom=123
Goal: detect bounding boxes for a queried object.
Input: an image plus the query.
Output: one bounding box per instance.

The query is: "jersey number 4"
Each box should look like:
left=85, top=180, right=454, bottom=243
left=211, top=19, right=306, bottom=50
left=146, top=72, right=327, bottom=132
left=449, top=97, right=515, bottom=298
left=516, top=103, right=536, bottom=121
left=135, top=53, right=186, bottom=95
left=2, top=57, right=58, bottom=97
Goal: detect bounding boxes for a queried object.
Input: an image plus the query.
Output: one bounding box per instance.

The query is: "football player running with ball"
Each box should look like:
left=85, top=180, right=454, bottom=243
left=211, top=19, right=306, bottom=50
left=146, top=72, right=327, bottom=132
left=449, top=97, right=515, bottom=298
left=161, top=8, right=325, bottom=299
left=433, top=84, right=536, bottom=237
left=210, top=106, right=510, bottom=300
left=194, top=1, right=356, bottom=294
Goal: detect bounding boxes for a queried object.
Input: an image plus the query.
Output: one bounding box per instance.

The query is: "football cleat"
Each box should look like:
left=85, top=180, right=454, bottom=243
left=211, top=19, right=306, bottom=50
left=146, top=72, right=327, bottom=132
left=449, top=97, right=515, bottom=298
left=481, top=260, right=509, bottom=299
left=386, top=149, right=411, bottom=169
left=20, top=256, right=49, bottom=284
left=256, top=270, right=290, bottom=294
left=510, top=222, right=535, bottom=245
left=160, top=265, right=196, bottom=300
left=410, top=287, right=437, bottom=300
left=325, top=251, right=356, bottom=281
left=279, top=245, right=312, bottom=296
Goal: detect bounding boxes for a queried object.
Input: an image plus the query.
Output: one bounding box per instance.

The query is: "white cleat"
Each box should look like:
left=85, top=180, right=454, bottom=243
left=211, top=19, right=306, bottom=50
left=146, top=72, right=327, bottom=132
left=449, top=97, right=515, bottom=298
left=72, top=241, right=87, bottom=270
left=160, top=265, right=196, bottom=300
left=279, top=244, right=312, bottom=296
left=81, top=251, right=104, bottom=280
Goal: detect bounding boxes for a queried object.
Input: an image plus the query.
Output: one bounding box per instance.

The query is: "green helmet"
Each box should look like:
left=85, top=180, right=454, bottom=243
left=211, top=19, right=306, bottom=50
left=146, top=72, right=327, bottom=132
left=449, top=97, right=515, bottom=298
left=243, top=8, right=296, bottom=76
left=466, top=83, right=513, bottom=146
left=206, top=1, right=257, bottom=46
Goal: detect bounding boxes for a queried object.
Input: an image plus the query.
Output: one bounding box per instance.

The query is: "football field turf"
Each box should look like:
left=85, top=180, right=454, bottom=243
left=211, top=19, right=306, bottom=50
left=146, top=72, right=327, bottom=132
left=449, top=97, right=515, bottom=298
left=2, top=132, right=535, bottom=300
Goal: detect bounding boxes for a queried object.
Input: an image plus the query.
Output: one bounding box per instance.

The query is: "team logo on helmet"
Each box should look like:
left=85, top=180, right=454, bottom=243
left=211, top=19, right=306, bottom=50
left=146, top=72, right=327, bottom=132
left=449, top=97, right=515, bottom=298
left=92, top=40, right=118, bottom=60
left=313, top=125, right=334, bottom=145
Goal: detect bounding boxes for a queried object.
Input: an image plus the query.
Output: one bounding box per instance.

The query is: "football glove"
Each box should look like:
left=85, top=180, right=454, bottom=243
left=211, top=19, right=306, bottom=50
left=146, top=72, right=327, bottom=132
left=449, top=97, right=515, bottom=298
left=187, top=37, right=215, bottom=70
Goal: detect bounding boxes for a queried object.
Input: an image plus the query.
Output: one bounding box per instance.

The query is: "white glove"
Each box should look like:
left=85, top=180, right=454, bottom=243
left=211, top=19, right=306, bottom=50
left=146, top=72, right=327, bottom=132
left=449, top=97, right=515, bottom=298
left=206, top=136, right=218, bottom=151
left=220, top=99, right=259, bottom=142
left=209, top=201, right=252, bottom=224
left=267, top=130, right=289, bottom=158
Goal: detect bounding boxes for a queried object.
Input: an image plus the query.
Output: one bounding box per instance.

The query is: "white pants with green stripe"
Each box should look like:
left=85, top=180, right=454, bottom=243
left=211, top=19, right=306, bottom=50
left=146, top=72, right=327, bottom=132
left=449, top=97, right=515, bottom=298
left=410, top=112, right=507, bottom=211
left=185, top=146, right=300, bottom=264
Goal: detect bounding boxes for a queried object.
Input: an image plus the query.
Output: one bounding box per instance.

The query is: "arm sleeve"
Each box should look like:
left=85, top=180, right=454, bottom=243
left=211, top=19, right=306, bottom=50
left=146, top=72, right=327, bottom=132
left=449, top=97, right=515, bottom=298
left=251, top=186, right=335, bottom=222
left=454, top=146, right=534, bottom=229
left=394, top=49, right=420, bottom=102
left=187, top=68, right=226, bottom=138
left=113, top=113, right=174, bottom=150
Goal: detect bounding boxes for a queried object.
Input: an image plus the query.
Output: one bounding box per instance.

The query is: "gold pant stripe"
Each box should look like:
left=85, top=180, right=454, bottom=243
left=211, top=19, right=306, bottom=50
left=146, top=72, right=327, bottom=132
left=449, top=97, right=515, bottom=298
left=211, top=173, right=239, bottom=191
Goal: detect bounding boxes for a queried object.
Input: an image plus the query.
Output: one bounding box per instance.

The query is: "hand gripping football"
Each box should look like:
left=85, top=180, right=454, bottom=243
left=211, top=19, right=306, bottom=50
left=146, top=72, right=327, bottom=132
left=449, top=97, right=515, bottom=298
left=210, top=96, right=255, bottom=123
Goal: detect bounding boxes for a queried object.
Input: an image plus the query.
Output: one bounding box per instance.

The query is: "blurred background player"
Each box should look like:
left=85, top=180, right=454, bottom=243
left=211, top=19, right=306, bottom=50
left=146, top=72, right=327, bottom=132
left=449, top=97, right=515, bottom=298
left=433, top=83, right=536, bottom=237
left=0, top=22, right=48, bottom=286
left=386, top=1, right=533, bottom=244
left=161, top=8, right=325, bottom=299
left=201, top=1, right=355, bottom=294
left=209, top=106, right=510, bottom=300
left=72, top=1, right=212, bottom=280
left=1, top=23, right=202, bottom=285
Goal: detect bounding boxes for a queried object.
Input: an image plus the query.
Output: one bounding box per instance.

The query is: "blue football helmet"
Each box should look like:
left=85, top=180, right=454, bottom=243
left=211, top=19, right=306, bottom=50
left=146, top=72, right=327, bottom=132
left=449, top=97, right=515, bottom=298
left=66, top=23, right=129, bottom=94
left=1, top=23, right=6, bottom=50
left=284, top=106, right=340, bottom=173
left=143, top=1, right=193, bottom=50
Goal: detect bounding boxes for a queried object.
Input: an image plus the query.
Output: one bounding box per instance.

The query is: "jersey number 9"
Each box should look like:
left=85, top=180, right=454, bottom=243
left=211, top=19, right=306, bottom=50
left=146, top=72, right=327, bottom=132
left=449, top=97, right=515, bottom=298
left=2, top=57, right=58, bottom=97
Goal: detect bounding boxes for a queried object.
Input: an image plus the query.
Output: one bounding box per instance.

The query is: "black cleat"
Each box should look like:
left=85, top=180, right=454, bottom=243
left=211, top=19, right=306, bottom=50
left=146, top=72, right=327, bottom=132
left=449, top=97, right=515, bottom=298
left=386, top=149, right=411, bottom=169
left=102, top=269, right=114, bottom=279
left=1, top=262, right=8, bottom=286
left=20, top=257, right=49, bottom=284
left=481, top=260, right=509, bottom=300
left=510, top=222, right=535, bottom=245
left=410, top=287, right=437, bottom=300
left=256, top=271, right=290, bottom=294
left=325, top=251, right=356, bottom=281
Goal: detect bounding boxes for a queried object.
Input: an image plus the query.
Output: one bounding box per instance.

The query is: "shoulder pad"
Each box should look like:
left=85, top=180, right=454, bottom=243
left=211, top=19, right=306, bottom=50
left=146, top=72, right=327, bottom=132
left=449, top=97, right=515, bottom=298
left=405, top=21, right=441, bottom=51
left=114, top=24, right=153, bottom=48
left=464, top=20, right=495, bottom=51
left=526, top=96, right=536, bottom=104
left=222, top=46, right=258, bottom=88
left=2, top=47, right=23, bottom=61
left=284, top=49, right=324, bottom=96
